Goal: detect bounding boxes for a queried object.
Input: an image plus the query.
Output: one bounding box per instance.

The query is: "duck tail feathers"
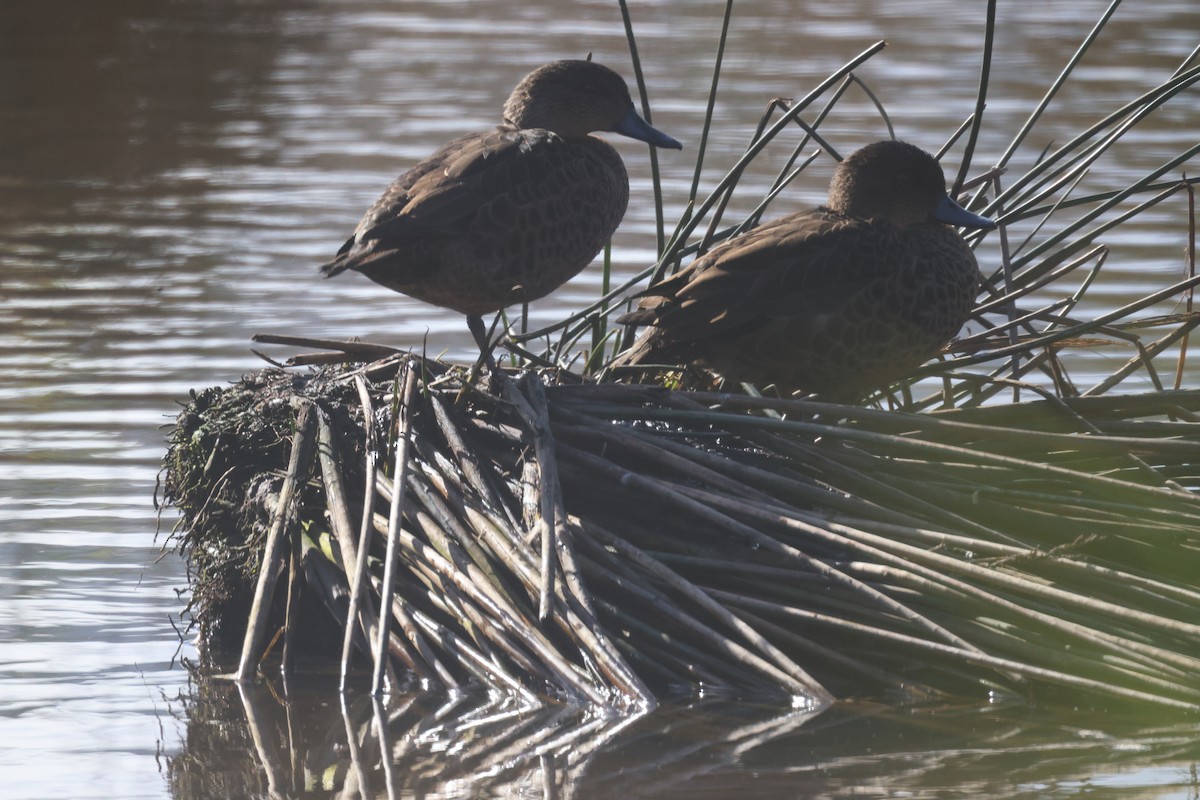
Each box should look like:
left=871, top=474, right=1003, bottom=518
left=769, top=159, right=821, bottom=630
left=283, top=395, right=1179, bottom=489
left=608, top=325, right=665, bottom=370
left=318, top=258, right=347, bottom=278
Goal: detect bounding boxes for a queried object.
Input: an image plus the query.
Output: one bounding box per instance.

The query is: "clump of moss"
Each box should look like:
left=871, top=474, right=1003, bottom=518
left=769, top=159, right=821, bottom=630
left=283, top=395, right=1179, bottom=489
left=162, top=371, right=294, bottom=647
left=162, top=367, right=369, bottom=649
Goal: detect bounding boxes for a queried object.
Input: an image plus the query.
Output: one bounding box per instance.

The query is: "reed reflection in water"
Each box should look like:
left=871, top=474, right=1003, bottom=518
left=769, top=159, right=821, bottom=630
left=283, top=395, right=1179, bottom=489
left=166, top=672, right=1200, bottom=799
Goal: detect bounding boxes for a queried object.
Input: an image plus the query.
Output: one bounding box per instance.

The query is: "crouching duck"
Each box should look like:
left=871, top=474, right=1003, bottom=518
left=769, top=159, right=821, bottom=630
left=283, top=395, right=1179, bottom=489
left=614, top=140, right=995, bottom=401
left=320, top=59, right=682, bottom=352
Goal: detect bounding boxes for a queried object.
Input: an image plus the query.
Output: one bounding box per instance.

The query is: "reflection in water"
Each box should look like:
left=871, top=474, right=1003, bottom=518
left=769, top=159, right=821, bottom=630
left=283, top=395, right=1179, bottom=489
left=0, top=2, right=306, bottom=797
left=165, top=668, right=1200, bottom=799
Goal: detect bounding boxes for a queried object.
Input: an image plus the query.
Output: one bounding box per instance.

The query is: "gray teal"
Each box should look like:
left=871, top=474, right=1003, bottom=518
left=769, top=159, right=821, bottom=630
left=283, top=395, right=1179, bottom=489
left=614, top=140, right=995, bottom=401
left=320, top=59, right=682, bottom=349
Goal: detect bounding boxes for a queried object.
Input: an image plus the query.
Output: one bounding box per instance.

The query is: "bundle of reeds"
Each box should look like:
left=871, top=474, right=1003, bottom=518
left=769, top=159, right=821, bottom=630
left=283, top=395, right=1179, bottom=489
left=161, top=1, right=1200, bottom=711
left=162, top=346, right=1200, bottom=710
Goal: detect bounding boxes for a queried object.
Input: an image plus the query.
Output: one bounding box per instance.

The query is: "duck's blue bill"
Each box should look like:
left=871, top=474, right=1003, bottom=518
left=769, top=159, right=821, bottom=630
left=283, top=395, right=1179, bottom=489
left=934, top=193, right=996, bottom=230
left=612, top=106, right=683, bottom=150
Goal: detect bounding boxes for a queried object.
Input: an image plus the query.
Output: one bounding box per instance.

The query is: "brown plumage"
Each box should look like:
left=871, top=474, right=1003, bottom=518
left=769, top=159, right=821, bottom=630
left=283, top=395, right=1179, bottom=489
left=614, top=140, right=995, bottom=401
left=320, top=59, right=681, bottom=349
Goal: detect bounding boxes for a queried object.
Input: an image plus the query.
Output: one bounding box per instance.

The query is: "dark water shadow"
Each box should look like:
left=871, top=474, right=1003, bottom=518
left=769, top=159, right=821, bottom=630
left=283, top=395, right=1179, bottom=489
left=162, top=665, right=1200, bottom=799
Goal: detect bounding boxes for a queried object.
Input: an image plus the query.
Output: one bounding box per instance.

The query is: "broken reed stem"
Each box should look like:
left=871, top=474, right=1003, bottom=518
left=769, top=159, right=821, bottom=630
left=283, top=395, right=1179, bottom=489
left=679, top=480, right=1200, bottom=675
left=413, top=438, right=653, bottom=706
left=1174, top=180, right=1196, bottom=390
left=557, top=439, right=979, bottom=653
left=321, top=396, right=402, bottom=690
left=648, top=450, right=1200, bottom=671
left=559, top=401, right=1200, bottom=508
left=581, top=518, right=832, bottom=703
left=373, top=364, right=418, bottom=696
left=833, top=514, right=1200, bottom=610
left=573, top=533, right=776, bottom=688
left=485, top=375, right=655, bottom=702
left=385, top=464, right=652, bottom=706
left=405, top=598, right=535, bottom=702
left=815, top=509, right=1200, bottom=642
left=430, top=394, right=521, bottom=533
left=281, top=533, right=301, bottom=677
left=446, top=414, right=638, bottom=700
left=340, top=377, right=381, bottom=689
left=372, top=502, right=606, bottom=705
left=556, top=520, right=657, bottom=707
left=514, top=379, right=650, bottom=708
left=237, top=401, right=315, bottom=684
left=848, top=562, right=1197, bottom=690
left=496, top=372, right=559, bottom=621
left=522, top=375, right=563, bottom=623
left=374, top=463, right=598, bottom=699
left=716, top=592, right=1200, bottom=711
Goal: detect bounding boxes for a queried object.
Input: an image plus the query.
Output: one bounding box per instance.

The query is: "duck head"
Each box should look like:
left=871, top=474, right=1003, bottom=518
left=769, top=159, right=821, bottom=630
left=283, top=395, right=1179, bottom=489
left=502, top=59, right=682, bottom=150
left=827, top=140, right=995, bottom=230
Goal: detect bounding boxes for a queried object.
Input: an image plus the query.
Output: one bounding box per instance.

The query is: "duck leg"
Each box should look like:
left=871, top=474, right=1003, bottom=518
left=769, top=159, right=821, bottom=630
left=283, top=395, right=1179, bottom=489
left=465, top=314, right=502, bottom=389
left=466, top=314, right=493, bottom=358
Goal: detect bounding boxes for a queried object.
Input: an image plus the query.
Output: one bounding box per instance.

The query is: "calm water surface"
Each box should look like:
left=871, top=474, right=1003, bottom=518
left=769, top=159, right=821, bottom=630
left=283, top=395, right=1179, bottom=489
left=1, top=1, right=1198, bottom=797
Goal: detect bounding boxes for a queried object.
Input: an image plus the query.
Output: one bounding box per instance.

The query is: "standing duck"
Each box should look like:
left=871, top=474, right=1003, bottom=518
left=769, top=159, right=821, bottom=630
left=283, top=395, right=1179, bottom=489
left=614, top=140, right=995, bottom=401
left=320, top=59, right=682, bottom=351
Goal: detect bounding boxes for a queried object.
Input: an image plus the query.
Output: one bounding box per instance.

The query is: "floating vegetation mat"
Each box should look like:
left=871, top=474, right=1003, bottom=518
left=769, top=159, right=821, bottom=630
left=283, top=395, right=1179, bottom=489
left=161, top=351, right=1200, bottom=711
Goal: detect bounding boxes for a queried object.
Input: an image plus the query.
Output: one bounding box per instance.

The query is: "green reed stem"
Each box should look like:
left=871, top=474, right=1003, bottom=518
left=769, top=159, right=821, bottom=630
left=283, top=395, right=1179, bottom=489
left=686, top=0, right=734, bottom=213
left=618, top=0, right=667, bottom=256
left=951, top=0, right=996, bottom=195
left=997, top=0, right=1121, bottom=169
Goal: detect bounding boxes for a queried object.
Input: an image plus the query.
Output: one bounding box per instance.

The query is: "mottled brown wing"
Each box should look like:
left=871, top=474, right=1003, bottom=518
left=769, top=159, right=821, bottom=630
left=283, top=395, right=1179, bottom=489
left=637, top=210, right=901, bottom=346
left=321, top=128, right=560, bottom=279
